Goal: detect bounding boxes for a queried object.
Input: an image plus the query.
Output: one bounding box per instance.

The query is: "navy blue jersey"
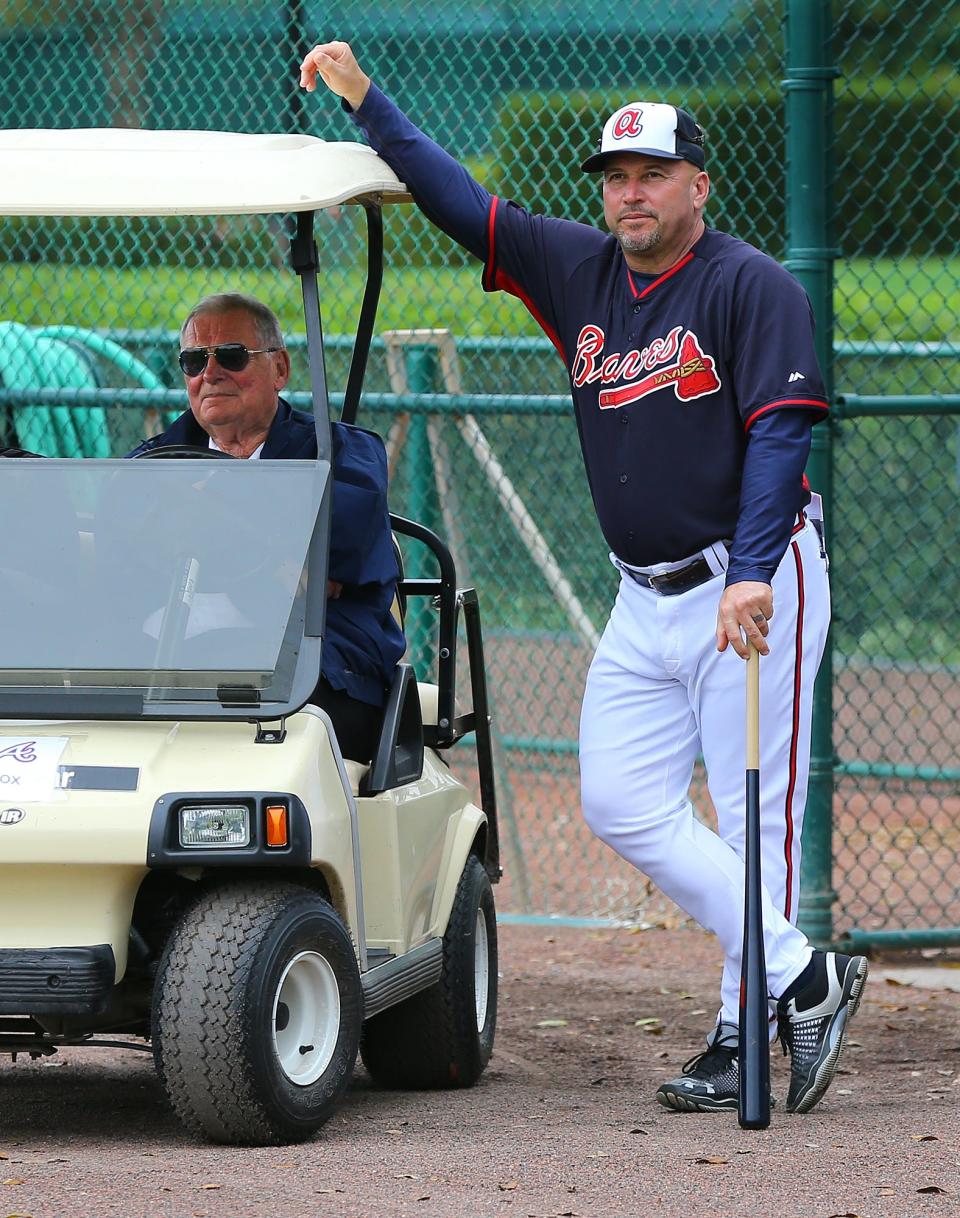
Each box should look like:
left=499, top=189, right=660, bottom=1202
left=351, top=85, right=828, bottom=574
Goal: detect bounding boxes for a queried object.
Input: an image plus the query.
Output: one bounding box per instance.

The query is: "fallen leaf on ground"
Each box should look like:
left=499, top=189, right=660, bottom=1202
left=2, top=1180, right=25, bottom=1186
left=633, top=1018, right=660, bottom=1028
left=499, top=1180, right=519, bottom=1191
left=912, top=1134, right=939, bottom=1141
left=199, top=1184, right=221, bottom=1191
left=917, top=1186, right=948, bottom=1195
left=694, top=1157, right=728, bottom=1166
left=537, top=1019, right=568, bottom=1028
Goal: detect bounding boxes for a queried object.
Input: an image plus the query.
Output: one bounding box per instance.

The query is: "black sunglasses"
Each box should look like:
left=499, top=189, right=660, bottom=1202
left=178, top=343, right=282, bottom=377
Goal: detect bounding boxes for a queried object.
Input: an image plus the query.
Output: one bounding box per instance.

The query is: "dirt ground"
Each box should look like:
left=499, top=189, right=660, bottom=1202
left=1, top=923, right=959, bottom=1218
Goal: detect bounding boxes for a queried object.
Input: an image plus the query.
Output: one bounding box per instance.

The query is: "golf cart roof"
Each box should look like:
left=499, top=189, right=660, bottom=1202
left=0, top=128, right=410, bottom=216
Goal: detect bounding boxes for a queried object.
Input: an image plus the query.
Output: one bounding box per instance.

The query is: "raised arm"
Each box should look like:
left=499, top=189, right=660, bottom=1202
left=298, top=40, right=492, bottom=262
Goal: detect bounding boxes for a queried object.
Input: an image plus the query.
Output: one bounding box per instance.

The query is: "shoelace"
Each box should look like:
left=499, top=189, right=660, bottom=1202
left=682, top=1042, right=737, bottom=1076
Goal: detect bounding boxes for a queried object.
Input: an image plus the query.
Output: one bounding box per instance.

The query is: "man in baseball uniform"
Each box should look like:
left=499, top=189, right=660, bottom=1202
left=300, top=41, right=868, bottom=1114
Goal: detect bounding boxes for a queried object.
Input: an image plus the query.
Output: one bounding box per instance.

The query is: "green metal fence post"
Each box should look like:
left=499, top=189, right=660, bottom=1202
left=784, top=0, right=839, bottom=946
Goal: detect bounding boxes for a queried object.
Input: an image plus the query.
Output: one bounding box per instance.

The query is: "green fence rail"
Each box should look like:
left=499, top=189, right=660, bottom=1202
left=0, top=0, right=958, bottom=943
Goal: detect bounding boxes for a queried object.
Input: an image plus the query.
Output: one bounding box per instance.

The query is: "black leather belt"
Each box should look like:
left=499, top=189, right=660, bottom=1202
left=624, top=555, right=719, bottom=596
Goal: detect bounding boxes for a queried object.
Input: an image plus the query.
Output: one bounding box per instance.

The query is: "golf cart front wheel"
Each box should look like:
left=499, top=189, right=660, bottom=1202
left=152, top=881, right=362, bottom=1145
left=360, top=854, right=497, bottom=1088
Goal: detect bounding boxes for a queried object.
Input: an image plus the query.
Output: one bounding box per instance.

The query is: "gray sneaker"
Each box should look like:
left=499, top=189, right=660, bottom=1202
left=655, top=1022, right=739, bottom=1112
left=777, top=950, right=869, bottom=1114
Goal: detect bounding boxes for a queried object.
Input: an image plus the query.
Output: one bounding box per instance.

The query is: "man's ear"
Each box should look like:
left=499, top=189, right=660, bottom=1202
left=693, top=170, right=710, bottom=212
left=273, top=347, right=292, bottom=391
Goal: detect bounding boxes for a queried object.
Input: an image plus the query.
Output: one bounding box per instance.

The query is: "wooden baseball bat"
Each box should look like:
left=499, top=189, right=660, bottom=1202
left=738, top=642, right=770, bottom=1129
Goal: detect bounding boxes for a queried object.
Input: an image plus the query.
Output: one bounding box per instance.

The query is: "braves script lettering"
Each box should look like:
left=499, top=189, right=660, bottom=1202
left=571, top=324, right=722, bottom=407
left=0, top=742, right=38, bottom=763
left=572, top=324, right=684, bottom=388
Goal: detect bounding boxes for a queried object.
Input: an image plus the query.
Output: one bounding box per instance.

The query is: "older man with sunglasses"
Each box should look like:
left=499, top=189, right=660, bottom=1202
left=128, top=291, right=405, bottom=763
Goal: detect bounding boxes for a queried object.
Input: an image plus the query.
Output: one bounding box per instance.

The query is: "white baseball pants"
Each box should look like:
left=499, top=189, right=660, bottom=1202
left=579, top=518, right=830, bottom=1027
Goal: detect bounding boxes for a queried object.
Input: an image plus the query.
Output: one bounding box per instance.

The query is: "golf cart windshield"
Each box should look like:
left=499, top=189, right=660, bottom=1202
left=0, top=457, right=329, bottom=718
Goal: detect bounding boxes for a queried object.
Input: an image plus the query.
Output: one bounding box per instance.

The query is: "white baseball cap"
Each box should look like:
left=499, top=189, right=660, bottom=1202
left=581, top=102, right=705, bottom=172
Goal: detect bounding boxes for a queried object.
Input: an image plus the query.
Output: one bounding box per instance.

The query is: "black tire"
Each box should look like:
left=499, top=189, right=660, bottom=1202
left=360, top=855, right=497, bottom=1088
left=152, top=881, right=362, bottom=1145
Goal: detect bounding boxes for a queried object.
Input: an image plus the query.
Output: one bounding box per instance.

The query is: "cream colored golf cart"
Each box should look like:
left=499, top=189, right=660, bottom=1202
left=0, top=129, right=500, bottom=1145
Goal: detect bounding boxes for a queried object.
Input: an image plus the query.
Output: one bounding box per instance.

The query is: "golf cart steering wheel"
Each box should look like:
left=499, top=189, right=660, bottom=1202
left=133, top=445, right=237, bottom=460
left=123, top=441, right=275, bottom=582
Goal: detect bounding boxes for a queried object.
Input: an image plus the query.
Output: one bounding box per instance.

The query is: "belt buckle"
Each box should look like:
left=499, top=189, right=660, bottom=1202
left=646, top=571, right=670, bottom=595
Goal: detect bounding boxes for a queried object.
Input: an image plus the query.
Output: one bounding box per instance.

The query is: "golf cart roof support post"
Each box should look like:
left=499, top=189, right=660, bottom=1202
left=341, top=204, right=384, bottom=426
left=292, top=209, right=333, bottom=643
left=291, top=210, right=332, bottom=464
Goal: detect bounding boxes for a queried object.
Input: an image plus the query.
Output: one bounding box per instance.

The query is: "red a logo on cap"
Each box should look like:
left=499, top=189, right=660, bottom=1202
left=612, top=109, right=644, bottom=140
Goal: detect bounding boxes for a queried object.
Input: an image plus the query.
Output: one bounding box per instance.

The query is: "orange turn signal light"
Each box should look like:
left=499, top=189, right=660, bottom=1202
left=265, top=803, right=288, bottom=848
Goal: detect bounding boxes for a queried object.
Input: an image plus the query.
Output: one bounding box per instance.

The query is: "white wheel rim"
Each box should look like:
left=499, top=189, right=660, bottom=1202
left=473, top=907, right=490, bottom=1030
left=271, top=950, right=341, bottom=1086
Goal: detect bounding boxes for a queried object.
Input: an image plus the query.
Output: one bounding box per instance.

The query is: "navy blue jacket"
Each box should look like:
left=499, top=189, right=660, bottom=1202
left=128, top=399, right=405, bottom=707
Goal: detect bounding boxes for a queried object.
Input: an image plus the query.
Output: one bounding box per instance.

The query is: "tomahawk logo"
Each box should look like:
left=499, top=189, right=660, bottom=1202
left=612, top=108, right=644, bottom=140
left=596, top=331, right=722, bottom=409
left=0, top=808, right=25, bottom=826
left=0, top=741, right=37, bottom=763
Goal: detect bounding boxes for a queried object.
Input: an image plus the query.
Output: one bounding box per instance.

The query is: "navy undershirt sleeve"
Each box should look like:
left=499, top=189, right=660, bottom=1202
left=349, top=84, right=492, bottom=261
left=725, top=409, right=814, bottom=586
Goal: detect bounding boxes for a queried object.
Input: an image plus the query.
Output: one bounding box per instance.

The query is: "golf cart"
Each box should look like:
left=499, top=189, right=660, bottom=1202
left=0, top=129, right=500, bottom=1145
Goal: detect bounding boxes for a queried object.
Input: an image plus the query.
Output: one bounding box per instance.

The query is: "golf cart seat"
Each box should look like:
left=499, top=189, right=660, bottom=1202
left=336, top=679, right=439, bottom=796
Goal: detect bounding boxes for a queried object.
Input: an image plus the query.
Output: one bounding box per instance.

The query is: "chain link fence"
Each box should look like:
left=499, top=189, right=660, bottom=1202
left=0, top=2, right=957, bottom=940
left=829, top=0, right=960, bottom=949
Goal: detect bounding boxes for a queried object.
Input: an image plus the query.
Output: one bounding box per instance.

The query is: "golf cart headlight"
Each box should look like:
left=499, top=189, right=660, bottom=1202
left=178, top=804, right=250, bottom=848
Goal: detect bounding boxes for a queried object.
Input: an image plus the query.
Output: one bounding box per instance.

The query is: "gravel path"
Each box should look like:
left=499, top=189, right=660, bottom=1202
left=2, top=923, right=958, bottom=1218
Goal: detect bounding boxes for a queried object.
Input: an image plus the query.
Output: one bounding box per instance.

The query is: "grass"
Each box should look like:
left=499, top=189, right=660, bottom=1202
left=0, top=261, right=526, bottom=338
left=1, top=257, right=957, bottom=343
